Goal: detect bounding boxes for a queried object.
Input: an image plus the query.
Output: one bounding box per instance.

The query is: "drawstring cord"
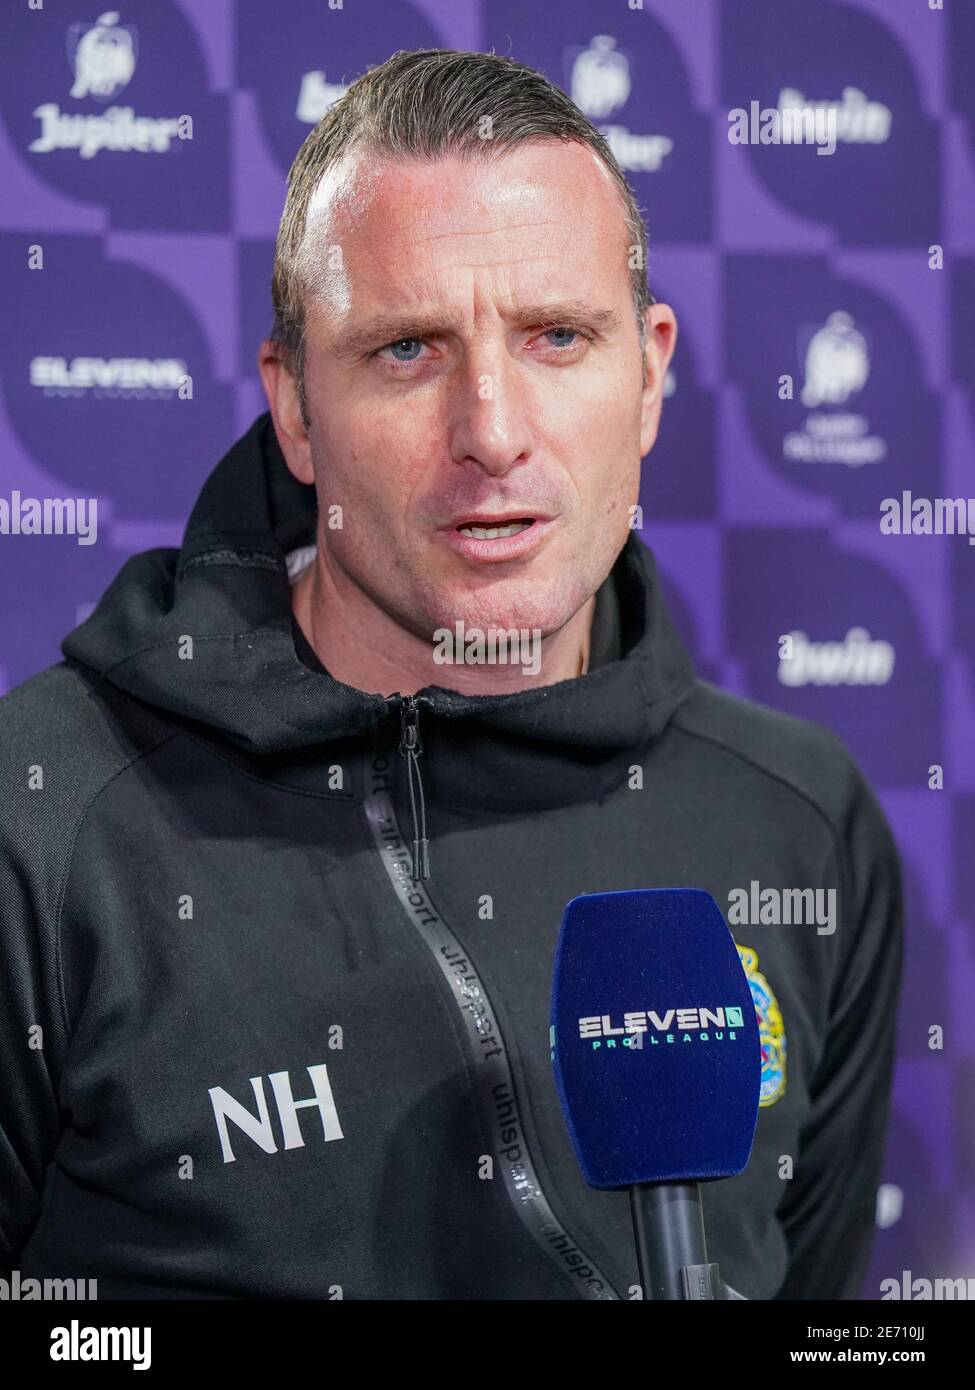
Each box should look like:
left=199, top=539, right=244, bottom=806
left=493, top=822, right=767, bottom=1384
left=396, top=695, right=430, bottom=882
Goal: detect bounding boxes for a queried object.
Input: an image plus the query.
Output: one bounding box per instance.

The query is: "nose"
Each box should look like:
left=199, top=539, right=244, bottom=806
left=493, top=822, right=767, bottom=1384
left=446, top=346, right=535, bottom=478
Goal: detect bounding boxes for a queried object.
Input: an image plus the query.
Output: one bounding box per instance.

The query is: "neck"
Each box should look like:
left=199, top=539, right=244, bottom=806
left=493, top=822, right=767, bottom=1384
left=290, top=546, right=596, bottom=697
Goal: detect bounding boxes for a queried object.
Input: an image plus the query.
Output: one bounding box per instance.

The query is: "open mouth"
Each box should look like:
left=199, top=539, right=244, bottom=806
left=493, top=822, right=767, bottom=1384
left=456, top=518, right=535, bottom=540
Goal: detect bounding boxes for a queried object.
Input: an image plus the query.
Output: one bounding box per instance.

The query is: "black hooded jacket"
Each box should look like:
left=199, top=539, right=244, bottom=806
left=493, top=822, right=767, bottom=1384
left=0, top=413, right=903, bottom=1300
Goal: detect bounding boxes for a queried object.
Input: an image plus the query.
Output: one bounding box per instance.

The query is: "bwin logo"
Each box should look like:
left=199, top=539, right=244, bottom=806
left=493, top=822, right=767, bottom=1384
left=68, top=11, right=137, bottom=103
left=208, top=1064, right=344, bottom=1164
left=801, top=311, right=870, bottom=408
left=571, top=35, right=630, bottom=120
left=296, top=70, right=351, bottom=125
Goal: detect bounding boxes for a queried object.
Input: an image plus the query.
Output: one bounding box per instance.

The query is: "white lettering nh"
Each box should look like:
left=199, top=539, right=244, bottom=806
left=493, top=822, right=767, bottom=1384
left=208, top=1064, right=344, bottom=1163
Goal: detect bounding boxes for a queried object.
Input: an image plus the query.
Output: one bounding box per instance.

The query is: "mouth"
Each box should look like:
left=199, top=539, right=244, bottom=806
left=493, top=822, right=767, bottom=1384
left=437, top=513, right=555, bottom=564
left=454, top=515, right=536, bottom=540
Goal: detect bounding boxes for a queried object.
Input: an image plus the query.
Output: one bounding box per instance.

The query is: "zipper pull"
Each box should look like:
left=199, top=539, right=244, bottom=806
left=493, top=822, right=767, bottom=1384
left=398, top=695, right=423, bottom=758
left=397, top=695, right=430, bottom=882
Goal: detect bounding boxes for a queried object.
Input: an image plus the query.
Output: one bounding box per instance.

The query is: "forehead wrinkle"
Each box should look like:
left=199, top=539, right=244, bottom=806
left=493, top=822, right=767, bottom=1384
left=410, top=217, right=568, bottom=245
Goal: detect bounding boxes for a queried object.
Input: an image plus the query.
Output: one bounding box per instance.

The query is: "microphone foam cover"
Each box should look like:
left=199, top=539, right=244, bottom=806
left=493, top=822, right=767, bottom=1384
left=551, top=888, right=762, bottom=1188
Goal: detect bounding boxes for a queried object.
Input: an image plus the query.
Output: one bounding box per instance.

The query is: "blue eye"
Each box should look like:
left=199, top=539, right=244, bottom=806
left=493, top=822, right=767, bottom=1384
left=545, top=327, right=578, bottom=348
left=387, top=338, right=423, bottom=362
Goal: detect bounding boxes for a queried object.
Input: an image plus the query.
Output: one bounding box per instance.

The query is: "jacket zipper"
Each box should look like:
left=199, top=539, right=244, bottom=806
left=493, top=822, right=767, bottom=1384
left=387, top=694, right=432, bottom=883
left=359, top=737, right=620, bottom=1299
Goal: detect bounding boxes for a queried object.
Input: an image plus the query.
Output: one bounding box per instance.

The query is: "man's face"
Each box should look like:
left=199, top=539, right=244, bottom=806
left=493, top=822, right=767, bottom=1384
left=268, top=141, right=675, bottom=641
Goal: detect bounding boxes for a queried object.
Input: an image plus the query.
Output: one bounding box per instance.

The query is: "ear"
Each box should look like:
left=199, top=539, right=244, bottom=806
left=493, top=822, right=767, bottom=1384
left=258, top=338, right=314, bottom=484
left=638, top=303, right=678, bottom=459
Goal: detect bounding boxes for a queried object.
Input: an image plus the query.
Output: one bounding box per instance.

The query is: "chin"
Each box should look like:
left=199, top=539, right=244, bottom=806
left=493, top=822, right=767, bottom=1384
left=427, top=573, right=591, bottom=640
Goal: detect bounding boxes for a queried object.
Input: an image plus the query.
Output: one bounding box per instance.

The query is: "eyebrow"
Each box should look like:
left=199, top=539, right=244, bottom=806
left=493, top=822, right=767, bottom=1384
left=330, top=300, right=623, bottom=361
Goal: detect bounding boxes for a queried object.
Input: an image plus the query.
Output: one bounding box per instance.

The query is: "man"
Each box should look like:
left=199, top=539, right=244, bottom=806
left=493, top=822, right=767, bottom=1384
left=0, top=48, right=902, bottom=1300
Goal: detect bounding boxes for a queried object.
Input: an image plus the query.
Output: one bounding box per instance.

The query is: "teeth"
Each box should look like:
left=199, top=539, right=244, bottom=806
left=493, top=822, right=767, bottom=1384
left=459, top=521, right=532, bottom=540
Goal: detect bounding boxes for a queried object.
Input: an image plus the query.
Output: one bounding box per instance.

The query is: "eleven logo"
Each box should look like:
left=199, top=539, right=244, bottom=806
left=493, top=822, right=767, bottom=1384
left=566, top=944, right=786, bottom=1108
left=576, top=1004, right=745, bottom=1041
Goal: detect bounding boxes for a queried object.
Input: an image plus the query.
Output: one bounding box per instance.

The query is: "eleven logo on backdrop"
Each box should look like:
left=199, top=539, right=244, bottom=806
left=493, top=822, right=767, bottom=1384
left=0, top=233, right=234, bottom=520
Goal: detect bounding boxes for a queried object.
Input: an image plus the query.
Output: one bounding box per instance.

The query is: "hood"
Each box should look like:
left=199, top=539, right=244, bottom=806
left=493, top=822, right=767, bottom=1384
left=62, top=413, right=697, bottom=758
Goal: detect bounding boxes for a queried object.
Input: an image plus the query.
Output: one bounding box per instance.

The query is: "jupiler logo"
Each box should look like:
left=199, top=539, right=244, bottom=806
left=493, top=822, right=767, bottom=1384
left=570, top=36, right=673, bottom=173
left=68, top=9, right=136, bottom=101
left=30, top=12, right=192, bottom=159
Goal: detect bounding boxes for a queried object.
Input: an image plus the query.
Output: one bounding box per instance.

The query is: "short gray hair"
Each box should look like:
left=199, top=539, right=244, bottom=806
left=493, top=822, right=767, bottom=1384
left=270, top=47, right=653, bottom=424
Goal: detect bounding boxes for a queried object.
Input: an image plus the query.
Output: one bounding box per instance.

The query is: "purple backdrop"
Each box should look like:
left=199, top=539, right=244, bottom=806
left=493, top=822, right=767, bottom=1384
left=1, top=0, right=972, bottom=1298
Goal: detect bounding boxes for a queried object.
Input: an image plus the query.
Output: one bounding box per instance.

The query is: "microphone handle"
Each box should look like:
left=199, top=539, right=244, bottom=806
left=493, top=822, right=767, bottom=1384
left=629, top=1181, right=711, bottom=1300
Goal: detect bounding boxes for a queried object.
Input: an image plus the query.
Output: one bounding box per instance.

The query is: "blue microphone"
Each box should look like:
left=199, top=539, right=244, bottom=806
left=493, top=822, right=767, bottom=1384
left=551, top=888, right=762, bottom=1300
